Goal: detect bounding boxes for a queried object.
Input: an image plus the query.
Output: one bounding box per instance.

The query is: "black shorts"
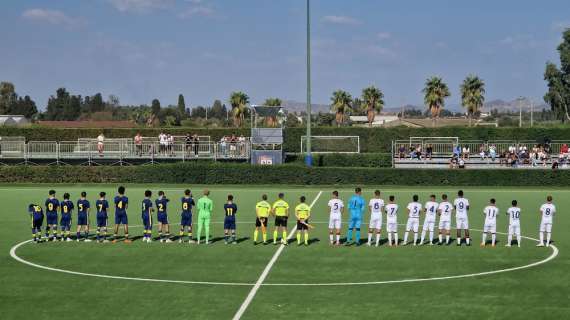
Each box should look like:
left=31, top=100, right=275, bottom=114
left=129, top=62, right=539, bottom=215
left=255, top=217, right=268, bottom=227
left=274, top=216, right=288, bottom=227
left=297, top=219, right=309, bottom=230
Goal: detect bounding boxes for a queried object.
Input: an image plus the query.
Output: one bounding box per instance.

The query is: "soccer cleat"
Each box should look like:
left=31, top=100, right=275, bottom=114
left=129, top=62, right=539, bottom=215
left=480, top=243, right=485, bottom=247
left=76, top=239, right=80, bottom=242
left=166, top=239, right=172, bottom=243
left=205, top=241, right=209, bottom=245
left=188, top=240, right=195, bottom=244
left=335, top=242, right=341, bottom=246
left=124, top=239, right=132, bottom=244
left=103, top=239, right=110, bottom=243
left=366, top=243, right=371, bottom=247
left=179, top=239, right=183, bottom=243
left=505, top=244, right=511, bottom=247
left=112, top=239, right=117, bottom=244
left=232, top=241, right=238, bottom=245
left=84, top=239, right=92, bottom=242
left=536, top=243, right=545, bottom=247
left=224, top=241, right=229, bottom=245
left=517, top=244, right=521, bottom=248
left=66, top=238, right=72, bottom=242
left=429, top=242, right=434, bottom=246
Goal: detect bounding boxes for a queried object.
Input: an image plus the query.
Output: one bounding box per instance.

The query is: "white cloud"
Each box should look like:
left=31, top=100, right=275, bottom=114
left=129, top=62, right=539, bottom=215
left=108, top=0, right=174, bottom=13
left=22, top=9, right=85, bottom=28
left=321, top=15, right=361, bottom=26
left=377, top=32, right=392, bottom=40
left=552, top=21, right=570, bottom=32
left=499, top=34, right=537, bottom=49
left=178, top=6, right=214, bottom=19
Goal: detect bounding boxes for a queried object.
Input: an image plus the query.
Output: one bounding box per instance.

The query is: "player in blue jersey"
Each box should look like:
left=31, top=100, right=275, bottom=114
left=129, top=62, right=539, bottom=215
left=95, top=192, right=109, bottom=243
left=179, top=189, right=195, bottom=243
left=60, top=193, right=74, bottom=242
left=113, top=186, right=131, bottom=243
left=156, top=191, right=171, bottom=243
left=223, top=194, right=238, bottom=244
left=28, top=204, right=44, bottom=243
left=45, top=190, right=60, bottom=241
left=346, top=187, right=366, bottom=246
left=76, top=192, right=91, bottom=242
left=141, top=190, right=154, bottom=243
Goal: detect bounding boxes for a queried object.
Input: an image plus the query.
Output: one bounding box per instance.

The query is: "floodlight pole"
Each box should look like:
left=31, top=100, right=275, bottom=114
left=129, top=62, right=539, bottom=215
left=305, top=0, right=313, bottom=167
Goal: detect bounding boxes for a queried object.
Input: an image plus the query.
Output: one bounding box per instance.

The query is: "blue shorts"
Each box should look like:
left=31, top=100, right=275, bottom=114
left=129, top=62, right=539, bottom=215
left=46, top=212, right=58, bottom=225
left=181, top=213, right=192, bottom=227
left=157, top=213, right=169, bottom=224
left=96, top=217, right=107, bottom=228
left=348, top=216, right=362, bottom=229
left=115, top=212, right=128, bottom=225
left=32, top=217, right=44, bottom=229
left=224, top=217, right=236, bottom=230
left=77, top=213, right=88, bottom=226
left=60, top=216, right=72, bottom=230
left=142, top=214, right=152, bottom=230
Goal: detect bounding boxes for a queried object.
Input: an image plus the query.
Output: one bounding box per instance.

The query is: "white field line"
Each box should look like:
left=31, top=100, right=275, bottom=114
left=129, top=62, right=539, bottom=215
left=231, top=191, right=323, bottom=320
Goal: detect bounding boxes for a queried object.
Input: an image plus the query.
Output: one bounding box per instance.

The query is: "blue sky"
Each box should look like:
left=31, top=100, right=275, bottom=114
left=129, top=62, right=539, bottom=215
left=1, top=0, right=569, bottom=109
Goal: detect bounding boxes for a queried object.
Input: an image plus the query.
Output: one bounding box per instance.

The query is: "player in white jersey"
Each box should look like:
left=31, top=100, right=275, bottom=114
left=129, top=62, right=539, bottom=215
left=385, top=195, right=399, bottom=246
left=367, top=190, right=384, bottom=247
left=420, top=195, right=438, bottom=245
left=327, top=191, right=344, bottom=246
left=506, top=200, right=521, bottom=247
left=438, top=194, right=453, bottom=245
left=537, top=195, right=556, bottom=247
left=453, top=190, right=471, bottom=246
left=481, top=198, right=499, bottom=247
left=403, top=195, right=422, bottom=246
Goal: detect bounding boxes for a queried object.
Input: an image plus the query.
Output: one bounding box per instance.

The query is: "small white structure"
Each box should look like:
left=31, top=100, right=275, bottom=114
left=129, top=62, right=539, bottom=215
left=0, top=115, right=29, bottom=126
left=349, top=115, right=399, bottom=126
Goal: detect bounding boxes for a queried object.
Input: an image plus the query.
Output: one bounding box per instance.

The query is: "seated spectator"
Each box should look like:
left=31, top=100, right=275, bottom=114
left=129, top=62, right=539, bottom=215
left=97, top=132, right=105, bottom=156
left=425, top=144, right=433, bottom=160
left=134, top=132, right=143, bottom=156
left=462, top=146, right=470, bottom=159
left=458, top=157, right=465, bottom=169
left=479, top=144, right=486, bottom=160
left=398, top=145, right=406, bottom=159
left=489, top=145, right=497, bottom=161
left=415, top=144, right=422, bottom=160
left=453, top=145, right=461, bottom=158
left=449, top=156, right=458, bottom=169
left=561, top=143, right=569, bottom=157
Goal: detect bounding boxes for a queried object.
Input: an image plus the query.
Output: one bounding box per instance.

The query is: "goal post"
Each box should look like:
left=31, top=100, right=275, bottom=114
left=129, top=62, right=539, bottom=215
left=300, top=136, right=360, bottom=154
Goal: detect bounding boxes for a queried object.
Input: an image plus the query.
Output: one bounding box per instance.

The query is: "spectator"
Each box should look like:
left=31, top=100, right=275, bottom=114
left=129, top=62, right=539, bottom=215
left=458, top=157, right=465, bottom=169
left=134, top=133, right=143, bottom=156
left=479, top=144, right=486, bottom=160
left=398, top=145, right=406, bottom=159
left=97, top=133, right=105, bottom=156
left=167, top=134, right=174, bottom=156
left=159, top=132, right=167, bottom=155
left=462, top=146, right=470, bottom=159
left=489, top=145, right=497, bottom=161
left=426, top=144, right=433, bottom=160
left=561, top=143, right=569, bottom=157
left=193, top=134, right=200, bottom=157
left=449, top=156, right=458, bottom=169
left=185, top=133, right=192, bottom=155
left=453, top=144, right=461, bottom=158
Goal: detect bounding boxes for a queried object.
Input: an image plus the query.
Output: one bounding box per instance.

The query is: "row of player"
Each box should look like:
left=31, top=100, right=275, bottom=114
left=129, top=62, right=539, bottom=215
left=27, top=187, right=556, bottom=247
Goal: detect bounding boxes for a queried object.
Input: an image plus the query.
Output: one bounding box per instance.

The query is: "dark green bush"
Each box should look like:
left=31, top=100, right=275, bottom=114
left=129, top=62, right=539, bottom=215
left=0, top=163, right=568, bottom=186
left=285, top=153, right=392, bottom=168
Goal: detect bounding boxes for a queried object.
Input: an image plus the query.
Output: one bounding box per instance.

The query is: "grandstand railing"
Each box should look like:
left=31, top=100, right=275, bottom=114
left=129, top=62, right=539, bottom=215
left=0, top=139, right=251, bottom=164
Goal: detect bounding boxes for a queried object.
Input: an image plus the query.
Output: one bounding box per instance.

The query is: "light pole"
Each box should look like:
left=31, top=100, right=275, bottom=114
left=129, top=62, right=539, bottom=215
left=530, top=99, right=534, bottom=127
left=518, top=96, right=523, bottom=128
left=305, top=0, right=312, bottom=167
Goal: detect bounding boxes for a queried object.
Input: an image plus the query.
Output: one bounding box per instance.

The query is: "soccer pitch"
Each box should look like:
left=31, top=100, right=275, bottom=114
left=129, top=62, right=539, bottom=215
left=1, top=185, right=569, bottom=320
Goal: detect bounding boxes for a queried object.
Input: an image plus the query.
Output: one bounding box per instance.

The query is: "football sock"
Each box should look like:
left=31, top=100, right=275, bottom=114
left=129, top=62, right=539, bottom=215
left=263, top=232, right=267, bottom=243
left=388, top=233, right=392, bottom=245
left=491, top=234, right=496, bottom=246
left=438, top=234, right=443, bottom=243
left=76, top=232, right=81, bottom=240
left=507, top=233, right=512, bottom=245
left=304, top=232, right=309, bottom=245
left=445, top=235, right=450, bottom=244
left=84, top=231, right=89, bottom=239
left=546, top=232, right=551, bottom=245
left=330, top=234, right=334, bottom=243
left=296, top=233, right=301, bottom=244
left=403, top=232, right=409, bottom=244
left=413, top=233, right=418, bottom=244
left=196, top=223, right=202, bottom=242
left=282, top=231, right=287, bottom=242
left=45, top=226, right=50, bottom=238
left=420, top=230, right=426, bottom=244
left=188, top=232, right=192, bottom=240
left=347, top=229, right=353, bottom=242
left=466, top=237, right=470, bottom=245
left=539, top=232, right=544, bottom=244
left=355, top=229, right=361, bottom=243
left=482, top=233, right=487, bottom=244
left=336, top=234, right=340, bottom=243
left=96, top=228, right=101, bottom=241
left=375, top=233, right=380, bottom=246
left=204, top=222, right=210, bottom=242
left=517, top=234, right=521, bottom=246
left=429, top=231, right=434, bottom=243
left=367, top=233, right=372, bottom=244
left=273, top=230, right=278, bottom=243
left=457, top=238, right=461, bottom=245
left=254, top=230, right=259, bottom=242
left=394, top=233, right=398, bottom=245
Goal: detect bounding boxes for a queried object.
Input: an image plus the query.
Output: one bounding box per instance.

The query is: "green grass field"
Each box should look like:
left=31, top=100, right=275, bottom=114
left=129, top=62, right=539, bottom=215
left=1, top=184, right=568, bottom=320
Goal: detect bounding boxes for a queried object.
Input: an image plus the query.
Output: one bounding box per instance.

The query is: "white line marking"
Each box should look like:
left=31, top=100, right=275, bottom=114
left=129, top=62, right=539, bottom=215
left=231, top=191, right=323, bottom=320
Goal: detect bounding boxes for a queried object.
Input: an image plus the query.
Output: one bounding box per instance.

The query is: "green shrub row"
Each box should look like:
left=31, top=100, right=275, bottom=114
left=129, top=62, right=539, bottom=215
left=2, top=126, right=569, bottom=153
left=0, top=163, right=568, bottom=186
left=284, top=153, right=392, bottom=168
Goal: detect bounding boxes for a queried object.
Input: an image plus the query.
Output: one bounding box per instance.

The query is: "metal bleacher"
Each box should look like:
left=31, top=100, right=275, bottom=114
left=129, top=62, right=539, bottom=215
left=393, top=137, right=570, bottom=169
left=0, top=136, right=251, bottom=165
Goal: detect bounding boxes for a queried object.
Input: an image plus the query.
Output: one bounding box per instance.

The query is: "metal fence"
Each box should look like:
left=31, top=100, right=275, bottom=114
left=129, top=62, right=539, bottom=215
left=0, top=140, right=251, bottom=163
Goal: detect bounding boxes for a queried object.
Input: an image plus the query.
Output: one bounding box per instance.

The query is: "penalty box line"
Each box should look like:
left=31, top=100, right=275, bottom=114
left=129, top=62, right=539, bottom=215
left=232, top=191, right=323, bottom=320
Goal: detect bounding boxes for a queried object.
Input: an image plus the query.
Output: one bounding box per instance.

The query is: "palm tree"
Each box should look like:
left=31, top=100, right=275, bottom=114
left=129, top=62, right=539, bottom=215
left=330, top=90, right=353, bottom=126
left=362, top=86, right=385, bottom=127
left=460, top=75, right=486, bottom=126
left=422, top=77, right=451, bottom=126
left=264, top=98, right=282, bottom=106
left=229, top=91, right=249, bottom=127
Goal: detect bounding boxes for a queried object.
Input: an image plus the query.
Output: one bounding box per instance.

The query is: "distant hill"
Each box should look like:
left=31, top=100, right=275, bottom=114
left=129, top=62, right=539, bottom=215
left=281, top=100, right=330, bottom=114
left=484, top=98, right=548, bottom=113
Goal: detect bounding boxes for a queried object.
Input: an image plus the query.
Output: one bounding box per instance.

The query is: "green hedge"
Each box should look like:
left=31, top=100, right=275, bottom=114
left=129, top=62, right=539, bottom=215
left=1, top=163, right=568, bottom=186
left=2, top=127, right=569, bottom=153
left=285, top=153, right=392, bottom=168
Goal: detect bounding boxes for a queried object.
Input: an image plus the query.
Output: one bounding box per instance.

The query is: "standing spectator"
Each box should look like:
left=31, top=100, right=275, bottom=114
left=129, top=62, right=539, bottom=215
left=462, top=145, right=470, bottom=159
left=479, top=144, right=486, bottom=160
left=97, top=133, right=105, bottom=157
left=185, top=133, right=192, bottom=156
left=134, top=133, right=143, bottom=156
left=426, top=144, right=433, bottom=160
left=238, top=135, right=247, bottom=157
left=167, top=134, right=175, bottom=156
left=193, top=134, right=200, bottom=157
left=159, top=132, right=167, bottom=155
left=489, top=144, right=497, bottom=161
left=453, top=144, right=461, bottom=158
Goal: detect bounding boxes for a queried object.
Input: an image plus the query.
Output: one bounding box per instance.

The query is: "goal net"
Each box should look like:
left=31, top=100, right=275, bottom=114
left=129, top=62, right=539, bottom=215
left=301, top=136, right=360, bottom=154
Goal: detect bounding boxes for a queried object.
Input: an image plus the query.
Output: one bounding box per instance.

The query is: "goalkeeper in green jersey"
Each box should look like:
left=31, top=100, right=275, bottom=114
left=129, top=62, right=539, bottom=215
left=196, top=189, right=213, bottom=244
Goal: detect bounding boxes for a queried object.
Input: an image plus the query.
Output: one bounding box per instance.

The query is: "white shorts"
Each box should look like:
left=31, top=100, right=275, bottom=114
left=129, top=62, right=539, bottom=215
left=369, top=216, right=382, bottom=230
left=386, top=221, right=398, bottom=233
left=422, top=219, right=436, bottom=232
left=483, top=223, right=496, bottom=233
left=439, top=220, right=451, bottom=231
left=509, top=223, right=521, bottom=235
left=329, top=216, right=341, bottom=230
left=406, top=218, right=419, bottom=232
left=456, top=216, right=469, bottom=230
left=540, top=221, right=552, bottom=233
